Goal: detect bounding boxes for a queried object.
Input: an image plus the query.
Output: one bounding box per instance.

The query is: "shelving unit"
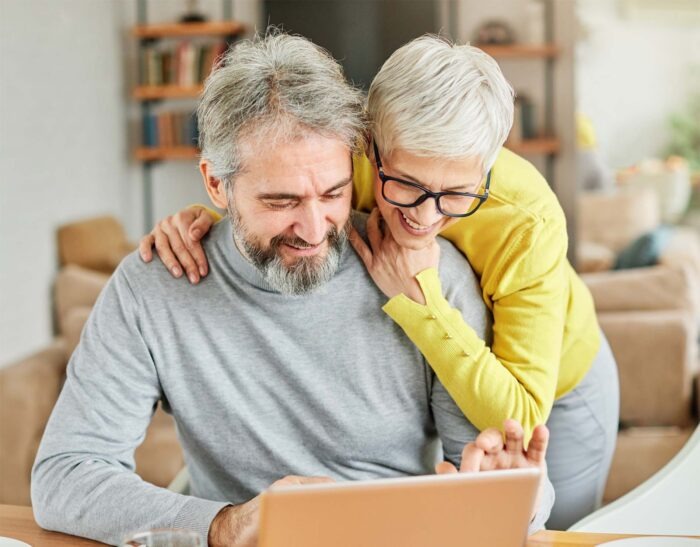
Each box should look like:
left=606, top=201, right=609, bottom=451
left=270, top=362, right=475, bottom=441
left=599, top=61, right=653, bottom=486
left=133, top=85, right=204, bottom=100
left=132, top=0, right=245, bottom=231
left=133, top=20, right=245, bottom=39
left=134, top=146, right=200, bottom=162
left=462, top=1, right=576, bottom=259
left=507, top=137, right=560, bottom=156
left=475, top=41, right=563, bottom=166
left=478, top=43, right=559, bottom=59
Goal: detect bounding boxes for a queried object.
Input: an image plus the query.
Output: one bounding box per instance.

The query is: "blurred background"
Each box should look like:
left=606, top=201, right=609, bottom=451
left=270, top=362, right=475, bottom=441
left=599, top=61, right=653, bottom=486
left=1, top=0, right=699, bottom=520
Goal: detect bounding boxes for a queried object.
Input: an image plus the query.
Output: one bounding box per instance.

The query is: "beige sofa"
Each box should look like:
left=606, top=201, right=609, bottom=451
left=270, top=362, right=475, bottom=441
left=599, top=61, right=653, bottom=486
left=577, top=189, right=700, bottom=502
left=0, top=217, right=183, bottom=505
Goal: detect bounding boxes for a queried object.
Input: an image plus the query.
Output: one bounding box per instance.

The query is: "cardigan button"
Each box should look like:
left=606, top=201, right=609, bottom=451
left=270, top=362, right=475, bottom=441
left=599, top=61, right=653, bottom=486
left=443, top=333, right=452, bottom=340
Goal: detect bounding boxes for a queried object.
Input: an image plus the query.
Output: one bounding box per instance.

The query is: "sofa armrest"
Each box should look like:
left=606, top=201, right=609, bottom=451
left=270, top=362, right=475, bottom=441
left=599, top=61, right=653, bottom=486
left=54, top=265, right=109, bottom=335
left=582, top=264, right=696, bottom=315
left=599, top=310, right=698, bottom=427
left=0, top=340, right=68, bottom=505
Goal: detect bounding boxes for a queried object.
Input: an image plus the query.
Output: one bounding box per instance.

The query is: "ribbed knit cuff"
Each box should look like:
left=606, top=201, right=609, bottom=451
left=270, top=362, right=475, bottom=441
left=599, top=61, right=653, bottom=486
left=171, top=497, right=230, bottom=544
left=382, top=268, right=484, bottom=384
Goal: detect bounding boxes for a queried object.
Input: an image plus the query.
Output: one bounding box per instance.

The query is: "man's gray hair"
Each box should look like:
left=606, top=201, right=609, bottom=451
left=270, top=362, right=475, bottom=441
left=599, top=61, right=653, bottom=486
left=198, top=30, right=367, bottom=185
left=368, top=35, right=514, bottom=172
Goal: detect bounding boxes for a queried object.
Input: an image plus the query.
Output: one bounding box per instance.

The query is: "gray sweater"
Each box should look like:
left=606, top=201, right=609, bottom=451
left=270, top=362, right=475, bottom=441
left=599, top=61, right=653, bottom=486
left=32, top=214, right=553, bottom=545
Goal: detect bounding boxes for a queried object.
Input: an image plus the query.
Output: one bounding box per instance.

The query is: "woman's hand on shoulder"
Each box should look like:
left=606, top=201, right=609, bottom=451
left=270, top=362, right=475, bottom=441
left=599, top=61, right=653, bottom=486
left=349, top=208, right=439, bottom=305
left=139, top=205, right=216, bottom=284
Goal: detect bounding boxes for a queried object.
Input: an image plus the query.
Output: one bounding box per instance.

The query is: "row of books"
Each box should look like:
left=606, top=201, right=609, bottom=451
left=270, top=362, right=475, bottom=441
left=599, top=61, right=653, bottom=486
left=140, top=41, right=227, bottom=87
left=142, top=111, right=199, bottom=148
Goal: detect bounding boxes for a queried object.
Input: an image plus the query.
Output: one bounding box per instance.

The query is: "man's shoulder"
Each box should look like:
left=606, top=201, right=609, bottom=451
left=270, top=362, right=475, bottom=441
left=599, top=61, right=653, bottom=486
left=117, top=221, right=227, bottom=288
left=114, top=248, right=193, bottom=300
left=435, top=236, right=477, bottom=283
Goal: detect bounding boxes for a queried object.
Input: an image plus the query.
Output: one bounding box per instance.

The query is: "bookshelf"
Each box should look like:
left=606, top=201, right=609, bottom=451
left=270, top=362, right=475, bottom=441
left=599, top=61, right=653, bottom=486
left=132, top=21, right=245, bottom=39
left=507, top=137, right=560, bottom=156
left=479, top=44, right=559, bottom=59
left=474, top=40, right=563, bottom=161
left=132, top=0, right=245, bottom=230
left=134, top=146, right=199, bottom=162
left=463, top=1, right=576, bottom=260
left=133, top=85, right=204, bottom=100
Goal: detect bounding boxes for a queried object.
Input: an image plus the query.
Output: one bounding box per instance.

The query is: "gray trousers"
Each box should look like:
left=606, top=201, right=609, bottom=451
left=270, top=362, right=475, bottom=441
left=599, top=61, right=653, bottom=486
left=545, top=333, right=620, bottom=530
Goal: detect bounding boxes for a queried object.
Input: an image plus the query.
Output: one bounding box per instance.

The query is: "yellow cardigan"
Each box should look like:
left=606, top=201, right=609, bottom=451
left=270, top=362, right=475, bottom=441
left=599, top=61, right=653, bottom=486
left=205, top=147, right=600, bottom=440
left=352, top=147, right=600, bottom=440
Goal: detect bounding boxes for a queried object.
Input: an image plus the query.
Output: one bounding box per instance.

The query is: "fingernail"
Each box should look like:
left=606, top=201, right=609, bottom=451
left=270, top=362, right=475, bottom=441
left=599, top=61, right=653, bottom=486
left=172, top=267, right=182, bottom=277
left=189, top=273, right=198, bottom=284
left=192, top=229, right=201, bottom=239
left=199, top=266, right=207, bottom=276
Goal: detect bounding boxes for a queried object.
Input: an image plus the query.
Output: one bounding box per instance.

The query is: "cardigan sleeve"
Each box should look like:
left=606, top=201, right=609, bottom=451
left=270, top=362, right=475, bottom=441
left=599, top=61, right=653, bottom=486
left=382, top=219, right=569, bottom=442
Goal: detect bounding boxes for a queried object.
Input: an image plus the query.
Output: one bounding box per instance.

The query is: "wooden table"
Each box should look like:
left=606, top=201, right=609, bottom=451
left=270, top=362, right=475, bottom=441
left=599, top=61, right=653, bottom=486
left=1, top=504, right=697, bottom=546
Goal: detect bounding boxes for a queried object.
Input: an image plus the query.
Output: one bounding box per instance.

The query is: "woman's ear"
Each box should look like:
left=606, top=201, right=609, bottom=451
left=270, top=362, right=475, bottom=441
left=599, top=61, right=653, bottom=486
left=199, top=160, right=228, bottom=209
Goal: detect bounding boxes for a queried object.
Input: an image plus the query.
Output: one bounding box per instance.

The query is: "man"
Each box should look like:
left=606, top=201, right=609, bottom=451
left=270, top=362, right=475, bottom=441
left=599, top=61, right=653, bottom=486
left=32, top=32, right=553, bottom=546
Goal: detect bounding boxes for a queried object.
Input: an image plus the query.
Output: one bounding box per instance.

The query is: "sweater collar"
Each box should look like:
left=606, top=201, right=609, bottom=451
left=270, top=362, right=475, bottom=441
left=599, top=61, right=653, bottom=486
left=212, top=218, right=279, bottom=292
left=211, top=216, right=360, bottom=294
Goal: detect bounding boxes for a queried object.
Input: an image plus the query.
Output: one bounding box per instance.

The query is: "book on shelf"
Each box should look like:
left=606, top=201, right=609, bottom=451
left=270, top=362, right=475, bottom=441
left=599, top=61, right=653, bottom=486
left=140, top=41, right=227, bottom=87
left=142, top=111, right=199, bottom=148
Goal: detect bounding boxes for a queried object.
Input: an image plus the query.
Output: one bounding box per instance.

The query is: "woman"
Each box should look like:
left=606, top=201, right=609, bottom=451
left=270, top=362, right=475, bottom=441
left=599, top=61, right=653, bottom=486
left=140, top=35, right=618, bottom=530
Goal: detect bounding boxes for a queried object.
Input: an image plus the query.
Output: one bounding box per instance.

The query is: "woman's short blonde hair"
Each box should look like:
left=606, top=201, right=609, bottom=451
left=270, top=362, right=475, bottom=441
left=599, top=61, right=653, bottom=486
left=368, top=35, right=514, bottom=172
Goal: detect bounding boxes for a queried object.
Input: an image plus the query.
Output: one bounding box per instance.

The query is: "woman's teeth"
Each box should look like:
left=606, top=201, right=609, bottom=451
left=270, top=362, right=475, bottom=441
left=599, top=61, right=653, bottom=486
left=402, top=212, right=431, bottom=231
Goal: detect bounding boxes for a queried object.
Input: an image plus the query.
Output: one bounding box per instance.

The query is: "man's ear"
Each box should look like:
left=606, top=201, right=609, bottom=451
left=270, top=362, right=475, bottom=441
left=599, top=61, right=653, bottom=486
left=363, top=131, right=372, bottom=158
left=199, top=160, right=229, bottom=209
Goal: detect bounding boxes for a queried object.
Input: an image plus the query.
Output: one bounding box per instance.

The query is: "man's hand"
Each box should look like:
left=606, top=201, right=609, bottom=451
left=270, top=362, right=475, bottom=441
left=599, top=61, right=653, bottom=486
left=349, top=208, right=440, bottom=306
left=138, top=205, right=216, bottom=284
left=436, top=420, right=549, bottom=520
left=208, top=475, right=334, bottom=547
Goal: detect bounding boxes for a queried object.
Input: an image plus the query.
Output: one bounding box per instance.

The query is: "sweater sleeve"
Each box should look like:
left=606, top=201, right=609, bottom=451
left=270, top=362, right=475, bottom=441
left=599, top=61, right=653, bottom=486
left=383, top=219, right=568, bottom=442
left=31, top=265, right=228, bottom=545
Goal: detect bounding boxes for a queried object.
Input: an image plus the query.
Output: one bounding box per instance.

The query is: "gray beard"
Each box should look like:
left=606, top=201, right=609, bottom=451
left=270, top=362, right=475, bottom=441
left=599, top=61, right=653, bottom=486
left=229, top=203, right=349, bottom=295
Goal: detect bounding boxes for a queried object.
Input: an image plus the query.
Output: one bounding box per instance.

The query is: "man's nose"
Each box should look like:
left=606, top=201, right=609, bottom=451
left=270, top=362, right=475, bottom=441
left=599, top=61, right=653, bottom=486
left=294, top=201, right=327, bottom=245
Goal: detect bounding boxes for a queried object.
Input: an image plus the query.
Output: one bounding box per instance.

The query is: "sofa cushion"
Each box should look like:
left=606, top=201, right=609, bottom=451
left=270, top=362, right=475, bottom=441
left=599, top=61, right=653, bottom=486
left=613, top=226, right=673, bottom=270
left=63, top=306, right=93, bottom=357
left=0, top=339, right=68, bottom=505
left=578, top=188, right=660, bottom=253
left=134, top=406, right=185, bottom=488
left=577, top=241, right=616, bottom=274
left=604, top=427, right=693, bottom=503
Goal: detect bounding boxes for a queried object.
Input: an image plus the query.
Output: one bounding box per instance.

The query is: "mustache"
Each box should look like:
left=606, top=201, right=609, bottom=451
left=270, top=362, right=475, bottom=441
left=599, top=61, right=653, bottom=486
left=269, top=227, right=340, bottom=250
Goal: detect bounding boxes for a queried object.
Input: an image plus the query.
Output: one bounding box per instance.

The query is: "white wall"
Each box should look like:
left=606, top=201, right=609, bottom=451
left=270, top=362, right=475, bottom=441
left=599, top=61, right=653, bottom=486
left=0, top=0, right=129, bottom=365
left=576, top=0, right=700, bottom=169
left=0, top=0, right=260, bottom=367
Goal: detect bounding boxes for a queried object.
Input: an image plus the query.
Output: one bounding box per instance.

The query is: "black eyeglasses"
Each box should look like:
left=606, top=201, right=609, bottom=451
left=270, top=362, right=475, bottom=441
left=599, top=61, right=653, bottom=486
left=373, top=141, right=490, bottom=218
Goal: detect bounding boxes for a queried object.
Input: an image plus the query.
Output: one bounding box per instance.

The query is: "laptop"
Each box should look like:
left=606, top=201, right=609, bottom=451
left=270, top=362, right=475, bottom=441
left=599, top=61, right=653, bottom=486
left=258, top=467, right=541, bottom=547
